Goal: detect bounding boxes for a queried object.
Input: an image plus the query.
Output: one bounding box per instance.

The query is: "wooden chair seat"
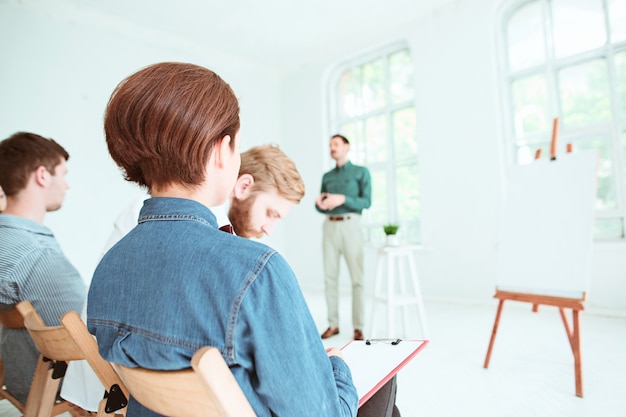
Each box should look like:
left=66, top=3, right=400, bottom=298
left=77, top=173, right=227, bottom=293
left=113, top=346, right=256, bottom=417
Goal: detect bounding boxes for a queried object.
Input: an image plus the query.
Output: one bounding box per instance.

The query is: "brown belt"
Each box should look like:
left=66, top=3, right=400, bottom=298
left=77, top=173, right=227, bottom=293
left=328, top=215, right=353, bottom=221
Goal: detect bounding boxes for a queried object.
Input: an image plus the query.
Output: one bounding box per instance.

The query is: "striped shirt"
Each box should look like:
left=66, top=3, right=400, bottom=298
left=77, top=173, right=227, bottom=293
left=0, top=214, right=85, bottom=403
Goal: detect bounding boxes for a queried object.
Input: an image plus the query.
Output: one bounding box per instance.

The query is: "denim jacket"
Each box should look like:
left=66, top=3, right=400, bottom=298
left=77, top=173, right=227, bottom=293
left=87, top=198, right=358, bottom=417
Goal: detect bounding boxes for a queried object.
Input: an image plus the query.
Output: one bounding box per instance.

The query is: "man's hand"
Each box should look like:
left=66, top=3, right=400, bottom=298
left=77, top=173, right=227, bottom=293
left=316, top=193, right=345, bottom=211
left=326, top=346, right=344, bottom=359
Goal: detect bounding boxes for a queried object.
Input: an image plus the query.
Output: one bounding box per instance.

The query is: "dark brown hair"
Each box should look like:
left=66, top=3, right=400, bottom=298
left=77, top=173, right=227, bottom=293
left=104, top=62, right=240, bottom=190
left=0, top=132, right=69, bottom=196
left=331, top=134, right=350, bottom=145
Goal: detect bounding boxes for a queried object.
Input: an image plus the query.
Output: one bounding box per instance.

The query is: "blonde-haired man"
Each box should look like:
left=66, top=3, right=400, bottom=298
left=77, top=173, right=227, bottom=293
left=229, top=144, right=304, bottom=238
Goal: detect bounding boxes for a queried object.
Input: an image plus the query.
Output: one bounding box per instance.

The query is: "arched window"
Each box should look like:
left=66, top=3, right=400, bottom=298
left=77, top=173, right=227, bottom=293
left=499, top=0, right=626, bottom=239
left=328, top=43, right=420, bottom=245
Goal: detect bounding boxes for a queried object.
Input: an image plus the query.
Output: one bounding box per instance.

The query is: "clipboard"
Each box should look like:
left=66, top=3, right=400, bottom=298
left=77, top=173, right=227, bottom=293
left=341, top=339, right=429, bottom=407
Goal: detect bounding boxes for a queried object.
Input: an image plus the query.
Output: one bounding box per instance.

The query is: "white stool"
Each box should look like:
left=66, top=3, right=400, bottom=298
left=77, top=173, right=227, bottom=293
left=368, top=244, right=428, bottom=339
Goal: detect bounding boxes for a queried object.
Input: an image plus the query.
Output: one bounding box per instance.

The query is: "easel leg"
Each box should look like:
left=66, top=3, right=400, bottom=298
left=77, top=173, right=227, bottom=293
left=558, top=307, right=584, bottom=398
left=483, top=299, right=505, bottom=368
left=573, top=309, right=583, bottom=397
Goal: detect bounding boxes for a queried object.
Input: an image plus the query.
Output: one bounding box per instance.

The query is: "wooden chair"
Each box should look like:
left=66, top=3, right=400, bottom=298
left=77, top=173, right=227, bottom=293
left=60, top=311, right=129, bottom=416
left=113, top=346, right=256, bottom=417
left=15, top=301, right=127, bottom=417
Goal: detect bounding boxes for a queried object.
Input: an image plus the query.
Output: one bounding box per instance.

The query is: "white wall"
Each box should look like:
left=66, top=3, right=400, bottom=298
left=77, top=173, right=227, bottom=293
left=0, top=2, right=281, bottom=283
left=2, top=0, right=625, bottom=313
left=279, top=0, right=626, bottom=313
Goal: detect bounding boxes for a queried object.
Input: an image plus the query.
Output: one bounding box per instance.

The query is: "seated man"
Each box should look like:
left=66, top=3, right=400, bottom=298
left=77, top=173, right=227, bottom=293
left=0, top=132, right=85, bottom=403
left=86, top=62, right=359, bottom=417
left=227, top=144, right=304, bottom=238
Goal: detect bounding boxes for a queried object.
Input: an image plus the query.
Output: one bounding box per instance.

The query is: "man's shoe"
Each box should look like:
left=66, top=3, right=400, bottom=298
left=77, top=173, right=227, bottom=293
left=321, top=327, right=339, bottom=339
left=354, top=329, right=364, bottom=340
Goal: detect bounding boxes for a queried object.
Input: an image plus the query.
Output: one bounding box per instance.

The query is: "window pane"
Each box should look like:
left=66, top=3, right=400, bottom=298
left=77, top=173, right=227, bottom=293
left=365, top=225, right=386, bottom=247
left=616, top=51, right=626, bottom=117
left=552, top=0, right=606, bottom=58
left=608, top=0, right=626, bottom=42
left=507, top=1, right=545, bottom=71
left=392, top=107, right=418, bottom=159
left=362, top=59, right=386, bottom=113
left=396, top=164, right=420, bottom=222
left=389, top=50, right=415, bottom=104
left=337, top=68, right=362, bottom=118
left=364, top=116, right=387, bottom=163
left=594, top=218, right=624, bottom=239
left=331, top=45, right=419, bottom=243
left=623, top=130, right=626, bottom=205
left=558, top=59, right=611, bottom=128
left=401, top=222, right=421, bottom=244
left=577, top=137, right=617, bottom=210
left=368, top=169, right=388, bottom=225
left=511, top=74, right=549, bottom=138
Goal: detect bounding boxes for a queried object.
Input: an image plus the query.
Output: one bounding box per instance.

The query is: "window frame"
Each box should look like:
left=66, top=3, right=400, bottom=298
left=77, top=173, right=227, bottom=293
left=326, top=41, right=420, bottom=245
left=497, top=0, right=626, bottom=240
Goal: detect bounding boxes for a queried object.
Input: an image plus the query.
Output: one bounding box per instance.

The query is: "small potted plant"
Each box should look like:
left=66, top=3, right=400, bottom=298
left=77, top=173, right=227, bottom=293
left=383, top=224, right=400, bottom=246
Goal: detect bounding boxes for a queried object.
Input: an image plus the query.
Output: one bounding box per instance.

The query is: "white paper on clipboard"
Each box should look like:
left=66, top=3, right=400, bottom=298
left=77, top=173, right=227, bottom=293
left=341, top=339, right=428, bottom=406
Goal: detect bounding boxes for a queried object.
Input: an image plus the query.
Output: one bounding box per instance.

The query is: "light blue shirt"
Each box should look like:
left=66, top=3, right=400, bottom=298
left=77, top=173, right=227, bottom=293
left=87, top=198, right=358, bottom=417
left=0, top=214, right=85, bottom=403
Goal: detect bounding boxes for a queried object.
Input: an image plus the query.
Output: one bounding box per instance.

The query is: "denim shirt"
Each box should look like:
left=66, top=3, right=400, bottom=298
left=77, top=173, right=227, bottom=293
left=87, top=198, right=358, bottom=417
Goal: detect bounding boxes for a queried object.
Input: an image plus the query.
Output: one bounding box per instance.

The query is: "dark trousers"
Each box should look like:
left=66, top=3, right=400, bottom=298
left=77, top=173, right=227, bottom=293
left=357, top=376, right=400, bottom=417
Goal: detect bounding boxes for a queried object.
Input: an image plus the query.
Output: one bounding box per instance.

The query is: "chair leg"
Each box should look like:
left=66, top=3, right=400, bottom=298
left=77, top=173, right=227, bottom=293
left=22, top=356, right=62, bottom=417
left=23, top=356, right=50, bottom=417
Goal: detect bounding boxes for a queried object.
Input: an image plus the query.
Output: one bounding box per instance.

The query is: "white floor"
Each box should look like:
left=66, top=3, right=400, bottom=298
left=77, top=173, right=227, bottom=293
left=310, top=291, right=626, bottom=417
left=2, top=291, right=625, bottom=417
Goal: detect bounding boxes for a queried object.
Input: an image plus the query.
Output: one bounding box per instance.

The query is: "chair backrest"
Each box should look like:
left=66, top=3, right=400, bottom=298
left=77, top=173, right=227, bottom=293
left=113, top=346, right=256, bottom=417
left=17, top=301, right=84, bottom=362
left=60, top=311, right=129, bottom=416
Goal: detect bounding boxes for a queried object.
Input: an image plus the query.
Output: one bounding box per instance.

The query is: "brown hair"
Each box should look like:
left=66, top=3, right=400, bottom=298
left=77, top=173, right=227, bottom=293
left=104, top=62, right=240, bottom=190
left=0, top=132, right=69, bottom=196
left=240, top=144, right=305, bottom=203
left=331, top=134, right=350, bottom=145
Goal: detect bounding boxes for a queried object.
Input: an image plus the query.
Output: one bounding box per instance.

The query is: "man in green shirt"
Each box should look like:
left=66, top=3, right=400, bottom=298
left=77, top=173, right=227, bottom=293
left=315, top=134, right=372, bottom=341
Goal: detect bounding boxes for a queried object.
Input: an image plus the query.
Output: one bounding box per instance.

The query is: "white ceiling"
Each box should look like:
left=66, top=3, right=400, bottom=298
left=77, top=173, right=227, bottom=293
left=16, top=0, right=456, bottom=71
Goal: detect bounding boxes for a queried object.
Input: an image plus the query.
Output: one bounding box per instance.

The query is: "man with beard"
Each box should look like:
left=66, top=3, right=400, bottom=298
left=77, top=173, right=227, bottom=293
left=227, top=144, right=304, bottom=238
left=100, top=144, right=304, bottom=249
left=316, top=134, right=371, bottom=342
